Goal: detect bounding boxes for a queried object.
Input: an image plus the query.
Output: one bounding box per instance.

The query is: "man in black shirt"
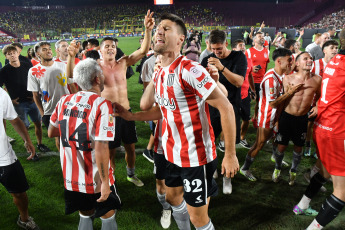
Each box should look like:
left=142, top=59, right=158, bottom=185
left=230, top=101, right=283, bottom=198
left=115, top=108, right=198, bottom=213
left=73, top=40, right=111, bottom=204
left=4, top=43, right=31, bottom=66
left=201, top=29, right=247, bottom=194
left=0, top=45, right=50, bottom=155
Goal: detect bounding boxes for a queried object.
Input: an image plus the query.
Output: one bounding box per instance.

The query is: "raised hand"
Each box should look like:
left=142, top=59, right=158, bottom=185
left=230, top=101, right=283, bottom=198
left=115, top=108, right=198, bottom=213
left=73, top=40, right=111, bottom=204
left=144, top=10, right=155, bottom=31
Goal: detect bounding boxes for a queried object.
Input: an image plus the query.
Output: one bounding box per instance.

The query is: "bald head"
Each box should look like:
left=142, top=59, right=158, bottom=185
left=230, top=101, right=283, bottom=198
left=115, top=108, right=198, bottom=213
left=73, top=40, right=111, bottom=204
left=320, top=32, right=330, bottom=46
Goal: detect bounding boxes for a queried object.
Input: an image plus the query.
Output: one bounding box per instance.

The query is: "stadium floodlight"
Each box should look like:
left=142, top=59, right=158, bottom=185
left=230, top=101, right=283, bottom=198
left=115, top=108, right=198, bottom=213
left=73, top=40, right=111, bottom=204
left=154, top=0, right=173, bottom=5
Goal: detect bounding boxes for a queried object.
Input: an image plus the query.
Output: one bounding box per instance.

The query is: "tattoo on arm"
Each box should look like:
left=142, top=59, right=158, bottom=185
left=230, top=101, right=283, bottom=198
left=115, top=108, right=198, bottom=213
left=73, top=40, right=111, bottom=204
left=100, top=163, right=106, bottom=179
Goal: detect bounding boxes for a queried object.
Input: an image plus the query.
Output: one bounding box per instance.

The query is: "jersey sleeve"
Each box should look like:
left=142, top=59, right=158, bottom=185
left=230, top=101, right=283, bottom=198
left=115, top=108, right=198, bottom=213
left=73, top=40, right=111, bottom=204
left=1, top=88, right=17, bottom=120
left=182, top=63, right=217, bottom=101
left=94, top=100, right=115, bottom=141
left=50, top=97, right=63, bottom=128
left=262, top=77, right=278, bottom=102
left=27, top=68, right=40, bottom=92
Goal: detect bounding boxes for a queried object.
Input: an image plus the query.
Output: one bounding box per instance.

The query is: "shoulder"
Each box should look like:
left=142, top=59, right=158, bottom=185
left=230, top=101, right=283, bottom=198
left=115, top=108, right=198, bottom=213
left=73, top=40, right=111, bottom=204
left=181, top=58, right=207, bottom=76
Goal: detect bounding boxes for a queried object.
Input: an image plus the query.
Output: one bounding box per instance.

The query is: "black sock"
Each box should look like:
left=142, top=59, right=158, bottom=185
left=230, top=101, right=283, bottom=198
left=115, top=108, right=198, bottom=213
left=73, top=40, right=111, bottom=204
left=305, top=141, right=311, bottom=148
left=305, top=172, right=328, bottom=199
left=274, top=150, right=284, bottom=170
left=242, top=155, right=254, bottom=170
left=316, top=194, right=345, bottom=227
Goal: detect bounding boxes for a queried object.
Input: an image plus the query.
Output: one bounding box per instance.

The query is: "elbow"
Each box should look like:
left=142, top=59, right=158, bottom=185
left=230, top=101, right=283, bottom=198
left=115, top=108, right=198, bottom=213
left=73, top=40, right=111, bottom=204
left=235, top=79, right=244, bottom=88
left=269, top=102, right=276, bottom=108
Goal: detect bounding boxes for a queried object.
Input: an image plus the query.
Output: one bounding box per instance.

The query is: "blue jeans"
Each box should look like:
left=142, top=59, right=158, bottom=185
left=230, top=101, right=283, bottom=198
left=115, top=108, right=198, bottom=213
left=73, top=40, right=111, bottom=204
left=14, top=101, right=41, bottom=128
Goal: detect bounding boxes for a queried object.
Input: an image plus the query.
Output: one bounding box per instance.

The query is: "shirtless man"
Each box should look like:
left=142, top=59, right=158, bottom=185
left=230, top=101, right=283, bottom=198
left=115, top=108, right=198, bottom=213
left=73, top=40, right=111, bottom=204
left=100, top=10, right=155, bottom=186
left=272, top=52, right=322, bottom=186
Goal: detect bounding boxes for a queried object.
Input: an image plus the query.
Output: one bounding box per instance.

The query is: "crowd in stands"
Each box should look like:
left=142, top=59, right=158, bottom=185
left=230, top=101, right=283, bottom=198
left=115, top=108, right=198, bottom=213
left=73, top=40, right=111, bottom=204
left=306, top=8, right=345, bottom=29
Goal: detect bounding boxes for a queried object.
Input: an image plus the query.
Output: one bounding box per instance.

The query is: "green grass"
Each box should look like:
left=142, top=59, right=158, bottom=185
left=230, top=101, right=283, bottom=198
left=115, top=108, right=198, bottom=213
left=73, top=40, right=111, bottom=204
left=1, top=37, right=344, bottom=230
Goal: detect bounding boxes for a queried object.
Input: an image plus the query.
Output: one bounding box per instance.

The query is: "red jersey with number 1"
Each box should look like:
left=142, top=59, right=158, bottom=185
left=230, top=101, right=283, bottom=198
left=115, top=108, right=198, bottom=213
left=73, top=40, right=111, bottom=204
left=314, top=54, right=345, bottom=138
left=50, top=91, right=115, bottom=194
left=245, top=47, right=270, bottom=83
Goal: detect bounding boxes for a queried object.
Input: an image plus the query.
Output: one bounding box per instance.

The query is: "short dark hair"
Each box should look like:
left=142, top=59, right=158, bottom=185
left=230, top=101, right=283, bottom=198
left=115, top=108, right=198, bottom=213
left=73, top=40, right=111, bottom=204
left=87, top=38, right=99, bottom=47
left=100, top=37, right=116, bottom=47
left=2, top=44, right=18, bottom=55
left=272, top=48, right=292, bottom=61
left=12, top=42, right=23, bottom=50
left=85, top=50, right=101, bottom=60
left=284, top=39, right=296, bottom=49
left=35, top=41, right=50, bottom=53
left=231, top=39, right=245, bottom=49
left=159, top=13, right=187, bottom=40
left=209, top=29, right=226, bottom=44
left=322, top=40, right=339, bottom=51
left=295, top=51, right=311, bottom=62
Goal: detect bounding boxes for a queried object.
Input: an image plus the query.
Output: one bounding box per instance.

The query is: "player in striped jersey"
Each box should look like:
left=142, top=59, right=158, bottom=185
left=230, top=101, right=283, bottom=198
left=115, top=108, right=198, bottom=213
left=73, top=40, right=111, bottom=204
left=48, top=59, right=121, bottom=230
left=115, top=13, right=238, bottom=230
left=240, top=48, right=303, bottom=181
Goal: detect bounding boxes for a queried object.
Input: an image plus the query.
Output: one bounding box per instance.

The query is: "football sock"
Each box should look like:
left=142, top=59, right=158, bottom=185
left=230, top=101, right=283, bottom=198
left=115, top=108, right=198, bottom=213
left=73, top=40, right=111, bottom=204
left=100, top=213, right=117, bottom=230
left=272, top=143, right=277, bottom=155
left=195, top=219, right=215, bottom=230
left=274, top=150, right=284, bottom=170
left=315, top=194, right=345, bottom=227
left=305, top=172, right=328, bottom=199
left=242, top=154, right=255, bottom=170
left=310, top=165, right=320, bottom=178
left=126, top=167, right=135, bottom=177
left=171, top=200, right=191, bottom=230
left=297, top=195, right=312, bottom=210
left=157, top=190, right=171, bottom=210
left=78, top=213, right=94, bottom=230
left=290, top=151, right=302, bottom=173
left=306, top=219, right=323, bottom=230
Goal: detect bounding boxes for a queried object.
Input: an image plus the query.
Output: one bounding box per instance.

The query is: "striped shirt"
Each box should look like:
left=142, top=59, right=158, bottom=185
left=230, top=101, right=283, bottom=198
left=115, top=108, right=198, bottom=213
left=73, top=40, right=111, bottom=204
left=50, top=91, right=115, bottom=194
left=257, top=68, right=284, bottom=129
left=311, top=58, right=327, bottom=78
left=153, top=55, right=217, bottom=167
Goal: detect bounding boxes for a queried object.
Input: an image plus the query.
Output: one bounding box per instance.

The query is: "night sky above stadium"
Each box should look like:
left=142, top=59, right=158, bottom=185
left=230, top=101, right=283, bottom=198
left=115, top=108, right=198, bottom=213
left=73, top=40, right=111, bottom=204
left=0, top=0, right=293, bottom=6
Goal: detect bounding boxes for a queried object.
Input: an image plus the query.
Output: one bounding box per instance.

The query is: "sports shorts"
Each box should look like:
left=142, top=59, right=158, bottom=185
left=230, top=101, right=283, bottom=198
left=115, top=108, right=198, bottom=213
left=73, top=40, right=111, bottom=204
left=64, top=183, right=122, bottom=218
left=276, top=111, right=308, bottom=147
left=14, top=101, right=41, bottom=128
left=165, top=158, right=218, bottom=207
left=314, top=132, right=345, bottom=176
left=0, top=160, right=29, bottom=193
left=255, top=83, right=261, bottom=101
left=109, top=109, right=138, bottom=149
left=240, top=95, right=251, bottom=121
left=42, top=114, right=51, bottom=130
left=153, top=152, right=167, bottom=180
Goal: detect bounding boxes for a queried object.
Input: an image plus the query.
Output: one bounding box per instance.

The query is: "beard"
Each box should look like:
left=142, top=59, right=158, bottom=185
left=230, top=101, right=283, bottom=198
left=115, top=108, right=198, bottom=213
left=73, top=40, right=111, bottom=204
left=42, top=57, right=53, bottom=62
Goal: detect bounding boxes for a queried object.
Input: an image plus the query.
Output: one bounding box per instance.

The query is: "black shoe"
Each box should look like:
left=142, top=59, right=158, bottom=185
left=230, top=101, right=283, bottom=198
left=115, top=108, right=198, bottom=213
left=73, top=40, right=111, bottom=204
left=143, top=149, right=154, bottom=163
left=37, top=144, right=50, bottom=152
left=31, top=154, right=39, bottom=162
left=239, top=139, right=251, bottom=149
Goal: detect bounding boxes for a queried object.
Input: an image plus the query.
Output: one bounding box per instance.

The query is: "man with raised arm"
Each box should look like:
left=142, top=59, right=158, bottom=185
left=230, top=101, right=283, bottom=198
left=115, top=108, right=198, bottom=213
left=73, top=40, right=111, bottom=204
left=115, top=13, right=238, bottom=230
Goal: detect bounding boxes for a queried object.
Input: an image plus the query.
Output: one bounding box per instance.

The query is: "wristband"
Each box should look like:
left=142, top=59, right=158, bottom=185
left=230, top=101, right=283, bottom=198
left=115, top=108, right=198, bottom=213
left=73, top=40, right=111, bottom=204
left=221, top=66, right=226, bottom=72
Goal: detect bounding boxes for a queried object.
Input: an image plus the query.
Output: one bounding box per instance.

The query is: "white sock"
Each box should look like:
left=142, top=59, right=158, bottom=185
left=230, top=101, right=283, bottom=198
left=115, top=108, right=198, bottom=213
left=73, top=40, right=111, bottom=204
left=306, top=219, right=323, bottom=230
left=78, top=213, right=94, bottom=230
left=310, top=165, right=320, bottom=178
left=297, top=195, right=312, bottom=210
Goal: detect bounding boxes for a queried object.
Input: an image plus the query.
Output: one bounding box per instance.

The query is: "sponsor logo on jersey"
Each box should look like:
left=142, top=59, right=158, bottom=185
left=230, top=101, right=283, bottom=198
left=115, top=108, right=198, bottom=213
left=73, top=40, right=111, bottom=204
left=197, top=76, right=210, bottom=88
left=166, top=74, right=175, bottom=86
left=156, top=94, right=176, bottom=110
left=109, top=115, right=114, bottom=124
left=324, top=67, right=335, bottom=76
left=329, top=60, right=339, bottom=66
left=269, top=87, right=274, bottom=94
left=103, top=126, right=115, bottom=131
left=190, top=66, right=202, bottom=78
left=195, top=195, right=203, bottom=204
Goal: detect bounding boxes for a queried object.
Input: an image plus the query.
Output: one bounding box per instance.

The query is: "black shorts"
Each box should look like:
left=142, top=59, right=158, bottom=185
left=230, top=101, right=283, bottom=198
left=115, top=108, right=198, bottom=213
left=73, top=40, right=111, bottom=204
left=165, top=158, right=218, bottom=207
left=0, top=160, right=29, bottom=193
left=109, top=110, right=138, bottom=149
left=64, top=183, right=122, bottom=218
left=153, top=153, right=167, bottom=180
left=210, top=105, right=241, bottom=144
left=240, top=95, right=251, bottom=121
left=276, top=111, right=308, bottom=147
left=255, top=83, right=261, bottom=101
left=42, top=114, right=51, bottom=130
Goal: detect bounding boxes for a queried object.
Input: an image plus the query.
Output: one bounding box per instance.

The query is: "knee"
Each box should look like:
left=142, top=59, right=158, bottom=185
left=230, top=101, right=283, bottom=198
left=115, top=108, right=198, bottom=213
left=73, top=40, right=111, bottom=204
left=189, top=212, right=208, bottom=227
left=165, top=194, right=181, bottom=206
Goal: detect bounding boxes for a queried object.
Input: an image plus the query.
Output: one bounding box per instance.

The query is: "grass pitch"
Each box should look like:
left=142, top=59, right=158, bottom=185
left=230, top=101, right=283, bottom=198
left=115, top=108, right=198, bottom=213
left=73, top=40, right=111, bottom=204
left=0, top=37, right=344, bottom=229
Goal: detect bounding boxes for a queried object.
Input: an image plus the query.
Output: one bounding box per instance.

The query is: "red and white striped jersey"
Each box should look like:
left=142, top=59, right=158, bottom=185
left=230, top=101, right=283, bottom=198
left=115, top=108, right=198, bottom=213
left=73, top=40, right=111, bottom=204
left=245, top=47, right=270, bottom=84
left=50, top=91, right=115, bottom=194
left=257, top=68, right=284, bottom=129
left=153, top=55, right=217, bottom=167
left=311, top=58, right=327, bottom=78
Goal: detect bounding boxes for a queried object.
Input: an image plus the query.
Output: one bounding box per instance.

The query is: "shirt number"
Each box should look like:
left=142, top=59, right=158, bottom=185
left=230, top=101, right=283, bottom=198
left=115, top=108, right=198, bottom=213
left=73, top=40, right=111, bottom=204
left=320, top=78, right=329, bottom=104
left=59, top=120, right=92, bottom=151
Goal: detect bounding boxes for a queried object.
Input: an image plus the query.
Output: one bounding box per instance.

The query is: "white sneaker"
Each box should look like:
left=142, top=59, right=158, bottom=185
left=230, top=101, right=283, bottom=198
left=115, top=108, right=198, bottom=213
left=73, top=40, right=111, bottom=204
left=127, top=175, right=144, bottom=187
left=7, top=136, right=15, bottom=143
left=160, top=209, right=171, bottom=229
left=213, top=170, right=218, bottom=179
left=240, top=166, right=257, bottom=181
left=217, top=141, right=225, bottom=152
left=223, top=177, right=232, bottom=194
left=17, top=216, right=39, bottom=230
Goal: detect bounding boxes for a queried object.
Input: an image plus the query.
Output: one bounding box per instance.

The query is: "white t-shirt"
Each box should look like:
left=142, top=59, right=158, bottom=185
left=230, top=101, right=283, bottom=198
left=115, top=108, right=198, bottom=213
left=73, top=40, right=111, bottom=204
left=0, top=88, right=18, bottom=166
left=27, top=61, right=71, bottom=115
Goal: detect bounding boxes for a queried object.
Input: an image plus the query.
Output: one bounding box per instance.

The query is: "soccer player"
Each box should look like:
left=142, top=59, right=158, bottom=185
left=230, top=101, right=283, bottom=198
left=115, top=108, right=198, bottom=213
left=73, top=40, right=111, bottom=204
left=294, top=29, right=345, bottom=229
left=0, top=87, right=39, bottom=230
left=245, top=31, right=270, bottom=124
left=48, top=58, right=121, bottom=230
left=55, top=39, right=80, bottom=65
left=0, top=45, right=49, bottom=157
left=232, top=39, right=255, bottom=149
left=115, top=13, right=239, bottom=230
left=272, top=52, right=322, bottom=186
left=99, top=10, right=154, bottom=186
left=240, top=48, right=302, bottom=181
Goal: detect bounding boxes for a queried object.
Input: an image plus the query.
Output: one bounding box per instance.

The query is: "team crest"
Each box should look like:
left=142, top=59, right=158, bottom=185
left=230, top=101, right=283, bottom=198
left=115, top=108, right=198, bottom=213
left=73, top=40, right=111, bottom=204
left=166, top=74, right=175, bottom=86
left=109, top=115, right=114, bottom=124
left=264, top=53, right=268, bottom=58
left=269, top=87, right=274, bottom=94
